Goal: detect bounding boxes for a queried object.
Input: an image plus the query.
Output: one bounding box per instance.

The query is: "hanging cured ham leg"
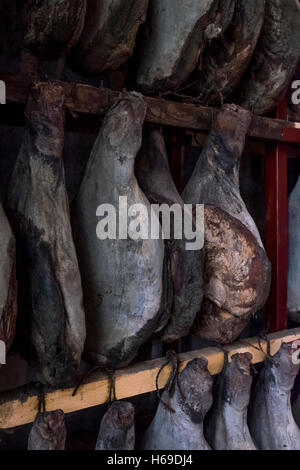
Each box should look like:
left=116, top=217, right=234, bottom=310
left=136, top=129, right=203, bottom=342
left=6, top=83, right=86, bottom=387
left=185, top=105, right=271, bottom=342
left=142, top=358, right=213, bottom=450
left=0, top=203, right=17, bottom=356
left=136, top=0, right=235, bottom=94
left=236, top=0, right=300, bottom=115
left=191, top=0, right=265, bottom=105
left=72, top=0, right=149, bottom=74
left=28, top=410, right=66, bottom=450
left=249, top=342, right=300, bottom=450
left=72, top=95, right=164, bottom=368
left=21, top=0, right=87, bottom=60
left=288, top=176, right=300, bottom=323
left=96, top=402, right=135, bottom=450
left=205, top=353, right=257, bottom=450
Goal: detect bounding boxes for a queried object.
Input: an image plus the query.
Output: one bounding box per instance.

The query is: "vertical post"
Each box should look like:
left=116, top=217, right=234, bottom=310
left=171, top=146, right=184, bottom=193
left=265, top=98, right=288, bottom=332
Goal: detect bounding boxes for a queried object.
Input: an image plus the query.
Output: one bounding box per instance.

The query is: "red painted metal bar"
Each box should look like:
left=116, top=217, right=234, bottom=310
left=265, top=98, right=289, bottom=332
left=283, top=126, right=300, bottom=143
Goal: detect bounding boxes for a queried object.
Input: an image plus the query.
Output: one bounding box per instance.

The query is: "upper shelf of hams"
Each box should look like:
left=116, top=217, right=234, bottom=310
left=0, top=0, right=300, bottom=142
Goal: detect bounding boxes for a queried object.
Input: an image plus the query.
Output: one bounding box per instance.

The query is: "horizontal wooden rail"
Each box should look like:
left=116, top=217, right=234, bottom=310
left=1, top=71, right=300, bottom=143
left=0, top=328, right=300, bottom=430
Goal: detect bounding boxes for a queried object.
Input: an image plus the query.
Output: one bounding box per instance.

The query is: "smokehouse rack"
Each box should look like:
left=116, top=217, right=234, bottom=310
left=1, top=72, right=300, bottom=430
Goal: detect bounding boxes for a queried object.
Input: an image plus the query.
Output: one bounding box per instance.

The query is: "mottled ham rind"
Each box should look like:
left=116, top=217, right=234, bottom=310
left=6, top=83, right=86, bottom=387
left=193, top=205, right=271, bottom=344
left=142, top=358, right=213, bottom=450
left=192, top=0, right=265, bottom=105
left=28, top=410, right=66, bottom=450
left=136, top=0, right=235, bottom=94
left=205, top=353, right=257, bottom=450
left=288, top=176, right=300, bottom=322
left=237, top=0, right=300, bottom=115
left=72, top=0, right=149, bottom=74
left=72, top=95, right=164, bottom=368
left=96, top=402, right=135, bottom=450
left=0, top=203, right=17, bottom=354
left=249, top=342, right=300, bottom=450
left=136, top=129, right=203, bottom=342
left=21, top=0, right=87, bottom=60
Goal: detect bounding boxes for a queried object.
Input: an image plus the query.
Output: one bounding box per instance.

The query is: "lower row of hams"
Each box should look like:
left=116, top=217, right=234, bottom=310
left=26, top=342, right=300, bottom=450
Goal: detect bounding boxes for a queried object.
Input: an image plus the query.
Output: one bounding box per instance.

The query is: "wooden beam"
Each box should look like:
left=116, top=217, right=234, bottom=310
left=1, top=328, right=300, bottom=430
left=0, top=72, right=299, bottom=143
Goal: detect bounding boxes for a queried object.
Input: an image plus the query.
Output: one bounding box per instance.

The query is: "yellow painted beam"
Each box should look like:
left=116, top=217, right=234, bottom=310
left=1, top=328, right=300, bottom=429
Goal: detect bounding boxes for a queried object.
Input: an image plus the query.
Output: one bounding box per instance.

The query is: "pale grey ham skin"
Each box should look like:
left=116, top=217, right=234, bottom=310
left=237, top=0, right=300, bottom=115
left=28, top=410, right=66, bottom=450
left=288, top=176, right=300, bottom=322
left=96, top=402, right=135, bottom=450
left=142, top=358, right=213, bottom=450
left=72, top=95, right=164, bottom=368
left=136, top=129, right=203, bottom=343
left=192, top=0, right=265, bottom=105
left=72, top=0, right=149, bottom=75
left=0, top=203, right=17, bottom=354
left=136, top=0, right=236, bottom=95
left=21, top=0, right=87, bottom=60
left=6, top=83, right=86, bottom=387
left=249, top=343, right=300, bottom=450
left=205, top=353, right=257, bottom=450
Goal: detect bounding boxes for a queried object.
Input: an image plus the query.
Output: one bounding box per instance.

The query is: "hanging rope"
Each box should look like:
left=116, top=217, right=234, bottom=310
left=155, top=350, right=183, bottom=414
left=72, top=366, right=117, bottom=405
left=37, top=383, right=46, bottom=414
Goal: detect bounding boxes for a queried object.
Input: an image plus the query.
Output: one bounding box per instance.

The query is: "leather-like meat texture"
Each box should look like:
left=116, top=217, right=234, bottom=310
left=72, top=95, right=164, bottom=368
left=72, top=0, right=149, bottom=75
left=236, top=0, right=300, bottom=115
left=288, top=176, right=300, bottom=322
left=193, top=205, right=271, bottom=344
left=205, top=353, right=257, bottom=450
left=28, top=410, right=66, bottom=450
left=141, top=358, right=213, bottom=450
left=96, top=401, right=135, bottom=450
left=0, top=203, right=17, bottom=355
left=6, top=83, right=86, bottom=387
left=136, top=129, right=203, bottom=343
left=192, top=0, right=265, bottom=105
left=136, top=0, right=236, bottom=95
left=21, top=0, right=87, bottom=60
left=249, top=342, right=300, bottom=450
